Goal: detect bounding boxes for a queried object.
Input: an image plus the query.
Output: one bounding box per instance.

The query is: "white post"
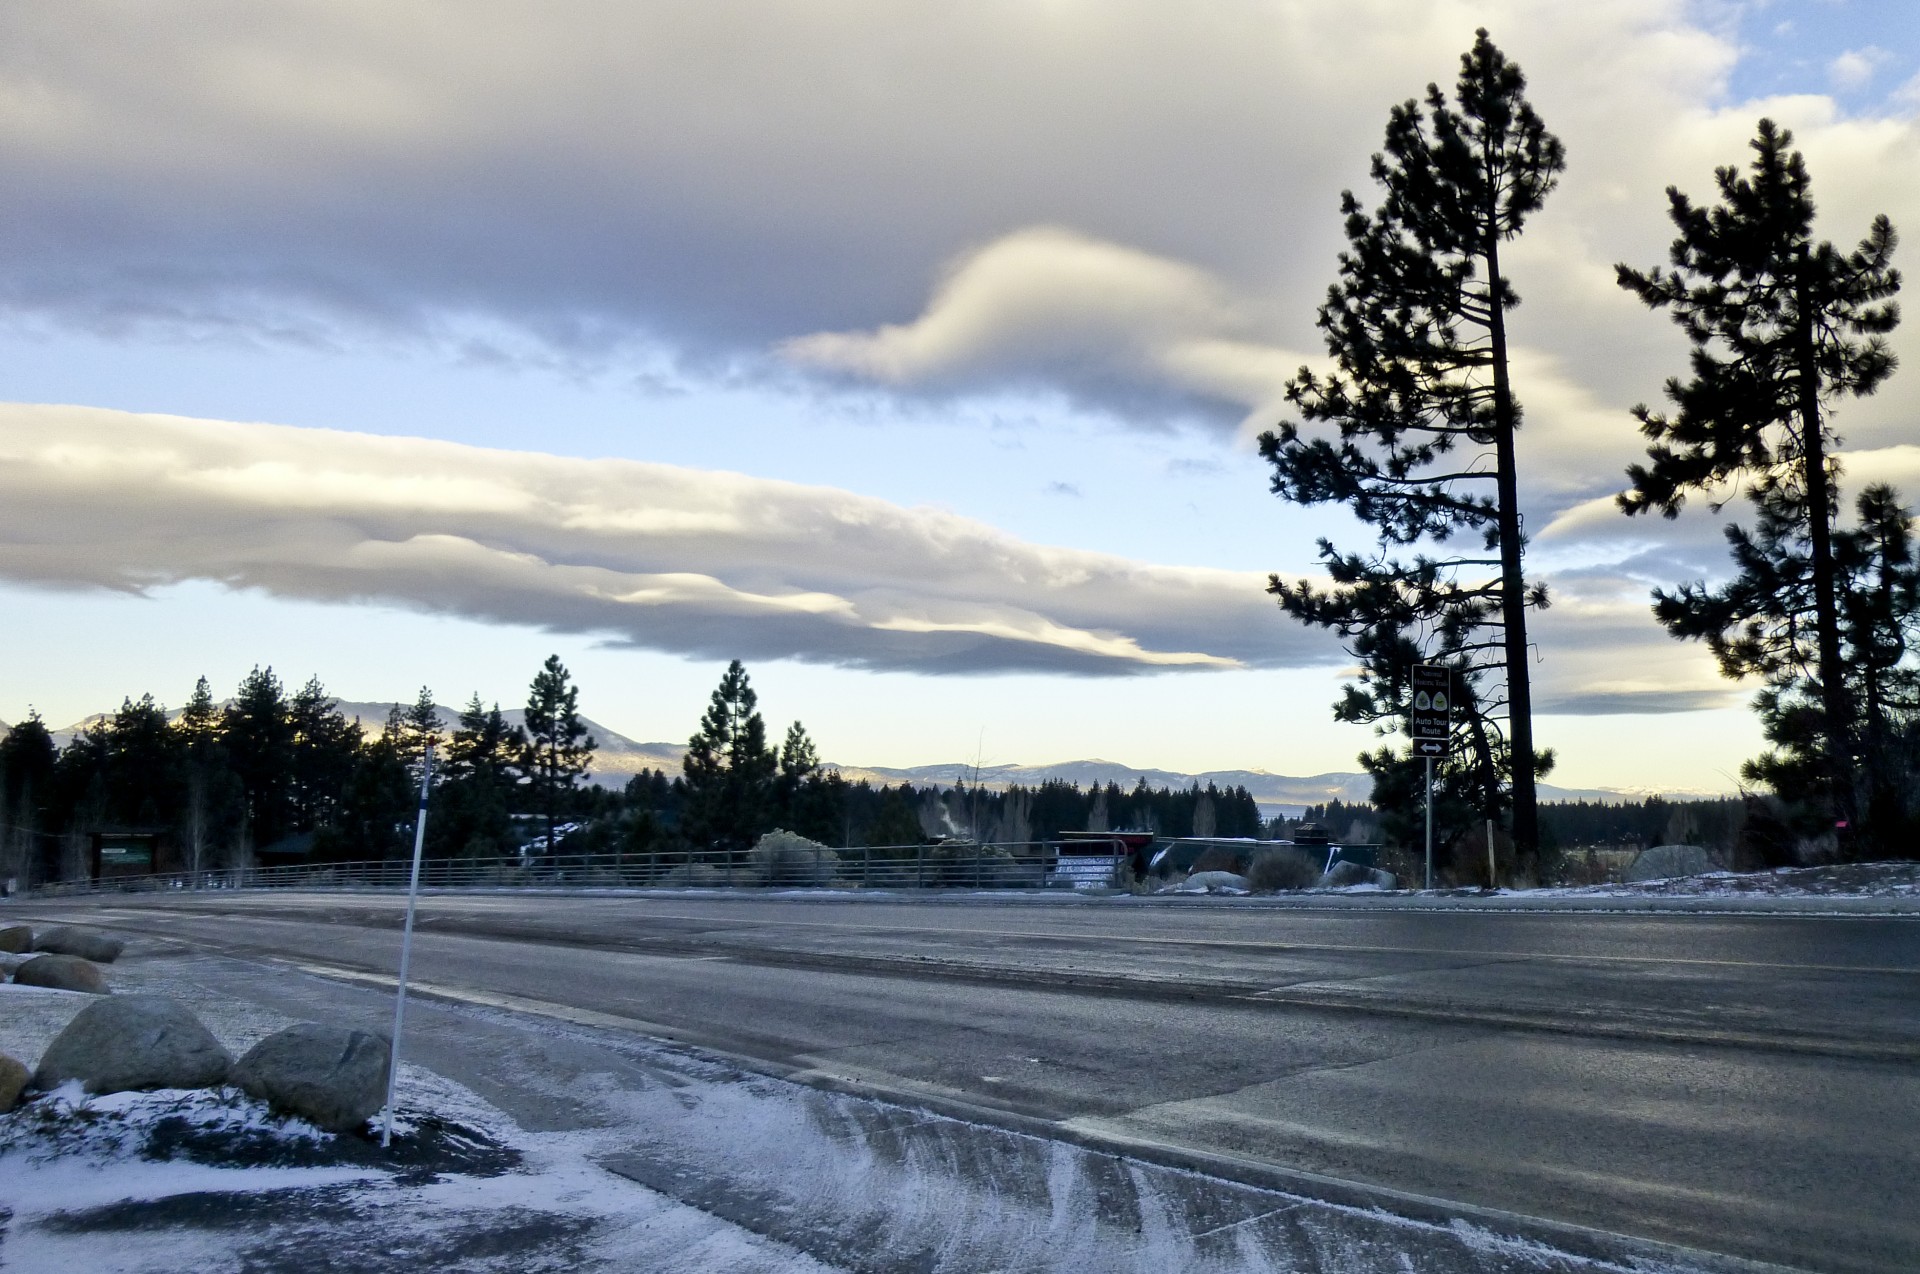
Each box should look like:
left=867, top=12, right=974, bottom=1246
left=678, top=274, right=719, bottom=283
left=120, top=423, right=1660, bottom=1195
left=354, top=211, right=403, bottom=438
left=1487, top=817, right=1497, bottom=890
left=1423, top=756, right=1434, bottom=891
left=381, top=741, right=434, bottom=1149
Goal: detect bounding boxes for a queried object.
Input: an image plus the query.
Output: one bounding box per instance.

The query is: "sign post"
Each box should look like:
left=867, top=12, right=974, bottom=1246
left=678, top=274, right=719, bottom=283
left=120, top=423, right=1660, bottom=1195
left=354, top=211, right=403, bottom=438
left=381, top=741, right=434, bottom=1149
left=1409, top=665, right=1453, bottom=891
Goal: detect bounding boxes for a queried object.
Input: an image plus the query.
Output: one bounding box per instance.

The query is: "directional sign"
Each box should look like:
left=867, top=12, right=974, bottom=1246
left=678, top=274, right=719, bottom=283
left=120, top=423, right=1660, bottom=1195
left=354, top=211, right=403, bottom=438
left=1410, top=664, right=1453, bottom=749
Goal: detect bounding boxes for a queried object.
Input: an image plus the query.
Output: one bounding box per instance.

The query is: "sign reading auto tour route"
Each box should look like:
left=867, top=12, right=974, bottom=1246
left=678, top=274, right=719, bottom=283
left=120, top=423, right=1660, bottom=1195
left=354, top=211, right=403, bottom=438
left=1410, top=664, right=1454, bottom=756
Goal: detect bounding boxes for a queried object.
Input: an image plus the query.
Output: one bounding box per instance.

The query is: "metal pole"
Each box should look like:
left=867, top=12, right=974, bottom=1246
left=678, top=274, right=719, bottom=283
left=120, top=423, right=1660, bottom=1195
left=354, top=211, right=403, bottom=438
left=381, top=741, right=434, bottom=1148
left=1423, top=756, right=1434, bottom=891
left=1487, top=817, right=1497, bottom=890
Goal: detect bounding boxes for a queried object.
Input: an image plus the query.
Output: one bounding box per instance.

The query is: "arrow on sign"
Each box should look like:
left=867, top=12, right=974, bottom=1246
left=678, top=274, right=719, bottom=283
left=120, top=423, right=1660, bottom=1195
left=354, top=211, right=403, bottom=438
left=1413, top=739, right=1446, bottom=756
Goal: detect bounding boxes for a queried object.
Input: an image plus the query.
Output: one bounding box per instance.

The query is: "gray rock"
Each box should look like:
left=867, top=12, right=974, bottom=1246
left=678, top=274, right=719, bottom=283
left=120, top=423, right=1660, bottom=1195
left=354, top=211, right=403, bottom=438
left=12, top=953, right=109, bottom=994
left=34, top=925, right=125, bottom=963
left=1625, top=844, right=1717, bottom=883
left=34, top=995, right=232, bottom=1094
left=1318, top=860, right=1398, bottom=889
left=1174, top=870, right=1250, bottom=893
left=0, top=1052, right=27, bottom=1111
left=0, top=924, right=30, bottom=954
left=232, top=1024, right=391, bottom=1133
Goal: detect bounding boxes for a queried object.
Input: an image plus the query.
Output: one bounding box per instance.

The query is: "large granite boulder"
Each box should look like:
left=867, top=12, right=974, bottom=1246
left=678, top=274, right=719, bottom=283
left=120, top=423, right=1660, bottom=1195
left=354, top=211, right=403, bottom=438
left=1173, top=870, right=1250, bottom=894
left=232, top=1024, right=391, bottom=1133
left=0, top=924, right=30, bottom=954
left=1625, top=844, right=1717, bottom=883
left=34, top=995, right=232, bottom=1094
left=0, top=1053, right=28, bottom=1111
left=34, top=925, right=125, bottom=963
left=12, top=953, right=108, bottom=994
left=1318, top=860, right=1398, bottom=889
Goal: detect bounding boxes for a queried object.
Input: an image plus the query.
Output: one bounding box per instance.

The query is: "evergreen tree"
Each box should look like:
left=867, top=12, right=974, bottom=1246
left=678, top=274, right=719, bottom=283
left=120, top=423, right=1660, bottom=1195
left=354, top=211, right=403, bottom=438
left=0, top=712, right=58, bottom=886
left=681, top=660, right=777, bottom=858
left=1616, top=118, right=1900, bottom=834
left=435, top=694, right=525, bottom=857
left=222, top=666, right=295, bottom=851
left=1259, top=30, right=1562, bottom=873
left=175, top=678, right=238, bottom=875
left=775, top=720, right=840, bottom=843
left=93, top=694, right=183, bottom=829
left=318, top=725, right=414, bottom=862
left=521, top=655, right=595, bottom=855
left=1723, top=485, right=1920, bottom=851
left=288, top=677, right=360, bottom=833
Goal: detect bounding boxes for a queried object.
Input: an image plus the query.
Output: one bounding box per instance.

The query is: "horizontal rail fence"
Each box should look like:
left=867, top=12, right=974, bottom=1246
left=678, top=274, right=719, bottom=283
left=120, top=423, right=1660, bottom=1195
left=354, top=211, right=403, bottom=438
left=24, top=841, right=1131, bottom=898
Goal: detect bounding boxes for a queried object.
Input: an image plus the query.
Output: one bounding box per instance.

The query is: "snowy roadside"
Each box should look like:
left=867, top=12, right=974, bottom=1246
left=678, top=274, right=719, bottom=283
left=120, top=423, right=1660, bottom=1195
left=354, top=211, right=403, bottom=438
left=0, top=968, right=840, bottom=1274
left=1, top=942, right=1791, bottom=1273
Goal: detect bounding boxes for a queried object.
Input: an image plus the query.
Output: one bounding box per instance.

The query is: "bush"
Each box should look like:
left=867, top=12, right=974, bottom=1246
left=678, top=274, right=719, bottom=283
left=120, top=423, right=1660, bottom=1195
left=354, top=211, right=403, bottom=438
left=749, top=830, right=842, bottom=887
left=1246, top=848, right=1319, bottom=892
left=656, top=862, right=728, bottom=888
left=1190, top=845, right=1251, bottom=875
left=924, top=841, right=1043, bottom=888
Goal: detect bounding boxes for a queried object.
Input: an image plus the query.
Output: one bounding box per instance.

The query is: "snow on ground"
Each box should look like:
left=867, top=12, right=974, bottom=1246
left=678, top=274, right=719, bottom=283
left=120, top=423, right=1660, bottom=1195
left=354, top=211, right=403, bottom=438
left=0, top=1055, right=842, bottom=1273
left=1515, top=860, right=1920, bottom=900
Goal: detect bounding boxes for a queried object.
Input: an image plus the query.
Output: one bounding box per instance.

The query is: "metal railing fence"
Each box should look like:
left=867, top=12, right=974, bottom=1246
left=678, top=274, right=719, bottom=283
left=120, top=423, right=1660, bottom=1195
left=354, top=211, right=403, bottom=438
left=22, top=842, right=1131, bottom=898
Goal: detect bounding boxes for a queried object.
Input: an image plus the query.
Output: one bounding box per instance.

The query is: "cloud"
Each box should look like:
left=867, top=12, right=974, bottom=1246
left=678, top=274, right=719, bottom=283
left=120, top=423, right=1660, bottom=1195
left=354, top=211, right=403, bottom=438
left=1528, top=572, right=1739, bottom=716
left=0, top=402, right=1324, bottom=677
left=1828, top=46, right=1891, bottom=93
left=783, top=227, right=1305, bottom=428
left=0, top=399, right=1768, bottom=713
left=14, top=0, right=1904, bottom=437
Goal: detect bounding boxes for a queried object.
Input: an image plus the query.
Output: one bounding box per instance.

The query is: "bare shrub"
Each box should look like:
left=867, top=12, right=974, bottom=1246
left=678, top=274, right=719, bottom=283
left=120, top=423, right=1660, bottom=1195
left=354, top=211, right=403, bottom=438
left=1191, top=845, right=1251, bottom=875
left=657, top=862, right=728, bottom=888
left=749, top=830, right=841, bottom=887
left=1247, top=849, right=1319, bottom=892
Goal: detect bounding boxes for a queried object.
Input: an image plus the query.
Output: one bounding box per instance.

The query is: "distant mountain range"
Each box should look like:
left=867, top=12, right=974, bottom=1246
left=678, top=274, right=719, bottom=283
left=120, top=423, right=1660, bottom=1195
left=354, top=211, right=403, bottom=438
left=13, top=706, right=1731, bottom=813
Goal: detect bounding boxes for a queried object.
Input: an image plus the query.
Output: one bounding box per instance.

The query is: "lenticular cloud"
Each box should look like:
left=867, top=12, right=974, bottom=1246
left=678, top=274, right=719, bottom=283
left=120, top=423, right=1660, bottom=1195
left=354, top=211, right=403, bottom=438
left=0, top=402, right=1311, bottom=676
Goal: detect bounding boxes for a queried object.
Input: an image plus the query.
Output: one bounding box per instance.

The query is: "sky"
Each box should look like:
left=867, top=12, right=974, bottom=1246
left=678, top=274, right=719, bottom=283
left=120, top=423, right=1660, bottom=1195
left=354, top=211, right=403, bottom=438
left=1, top=0, right=1917, bottom=793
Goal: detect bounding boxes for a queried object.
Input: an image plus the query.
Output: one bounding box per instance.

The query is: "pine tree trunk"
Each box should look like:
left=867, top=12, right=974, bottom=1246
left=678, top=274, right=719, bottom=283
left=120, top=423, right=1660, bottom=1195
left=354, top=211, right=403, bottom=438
left=1796, top=251, right=1854, bottom=834
left=1485, top=233, right=1539, bottom=872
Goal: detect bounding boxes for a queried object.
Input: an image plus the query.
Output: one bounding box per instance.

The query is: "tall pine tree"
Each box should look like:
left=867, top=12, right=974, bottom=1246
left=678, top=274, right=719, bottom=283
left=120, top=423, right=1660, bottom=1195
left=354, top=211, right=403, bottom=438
left=681, top=660, right=778, bottom=859
left=1260, top=30, right=1562, bottom=872
left=436, top=694, right=525, bottom=857
left=1616, top=119, right=1900, bottom=836
left=522, top=655, right=595, bottom=855
left=222, top=666, right=294, bottom=852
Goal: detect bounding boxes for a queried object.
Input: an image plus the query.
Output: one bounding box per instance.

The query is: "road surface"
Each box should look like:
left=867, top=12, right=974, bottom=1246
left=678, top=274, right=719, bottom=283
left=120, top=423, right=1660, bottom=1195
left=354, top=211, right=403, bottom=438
left=15, top=890, right=1919, bottom=1272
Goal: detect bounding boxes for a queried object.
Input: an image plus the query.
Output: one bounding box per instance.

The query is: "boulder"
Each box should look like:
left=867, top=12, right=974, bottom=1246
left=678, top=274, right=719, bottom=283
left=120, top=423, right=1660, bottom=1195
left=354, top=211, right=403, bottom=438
left=12, top=953, right=109, bottom=994
left=1176, top=870, right=1250, bottom=893
left=232, top=1024, right=391, bottom=1133
left=34, top=925, right=125, bottom=963
left=0, top=1052, right=28, bottom=1111
left=0, top=924, right=30, bottom=954
left=1318, top=860, right=1398, bottom=889
left=1625, top=844, right=1717, bottom=883
left=34, top=995, right=232, bottom=1094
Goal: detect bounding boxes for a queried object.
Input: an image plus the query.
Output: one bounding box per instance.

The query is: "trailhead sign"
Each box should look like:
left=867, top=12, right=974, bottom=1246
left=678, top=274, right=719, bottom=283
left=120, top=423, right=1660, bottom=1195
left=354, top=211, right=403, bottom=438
left=1410, top=664, right=1453, bottom=756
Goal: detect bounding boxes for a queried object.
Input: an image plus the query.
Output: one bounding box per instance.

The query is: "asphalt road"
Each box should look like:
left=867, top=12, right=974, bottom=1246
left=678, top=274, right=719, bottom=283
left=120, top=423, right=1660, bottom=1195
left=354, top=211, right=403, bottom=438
left=16, top=891, right=1920, bottom=1273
